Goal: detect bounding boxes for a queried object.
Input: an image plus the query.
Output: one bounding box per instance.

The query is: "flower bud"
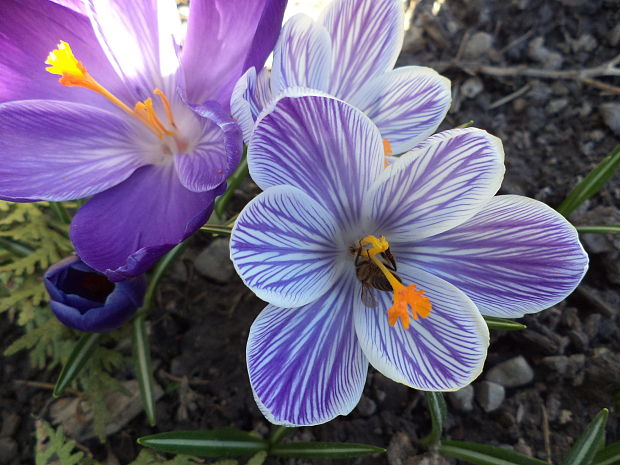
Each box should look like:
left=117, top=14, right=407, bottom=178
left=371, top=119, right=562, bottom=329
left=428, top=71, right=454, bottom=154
left=44, top=256, right=146, bottom=332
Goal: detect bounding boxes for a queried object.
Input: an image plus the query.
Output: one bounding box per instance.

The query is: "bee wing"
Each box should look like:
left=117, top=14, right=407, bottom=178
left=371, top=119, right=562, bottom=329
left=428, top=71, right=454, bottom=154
left=361, top=285, right=379, bottom=308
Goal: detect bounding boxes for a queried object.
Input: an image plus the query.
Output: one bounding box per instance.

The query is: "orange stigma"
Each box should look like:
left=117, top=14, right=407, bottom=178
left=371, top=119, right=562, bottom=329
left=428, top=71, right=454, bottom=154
left=383, top=138, right=392, bottom=168
left=359, top=235, right=432, bottom=329
left=45, top=41, right=177, bottom=140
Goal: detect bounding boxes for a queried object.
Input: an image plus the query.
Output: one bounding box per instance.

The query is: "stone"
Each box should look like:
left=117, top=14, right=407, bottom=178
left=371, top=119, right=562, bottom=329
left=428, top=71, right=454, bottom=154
left=0, top=438, right=17, bottom=465
left=600, top=103, right=620, bottom=135
left=545, top=98, right=569, bottom=115
left=193, top=238, right=235, bottom=283
left=387, top=432, right=416, bottom=465
left=475, top=381, right=505, bottom=412
left=486, top=356, right=534, bottom=388
left=407, top=453, right=451, bottom=465
left=541, top=354, right=585, bottom=377
left=528, top=37, right=563, bottom=69
left=356, top=395, right=377, bottom=417
left=447, top=385, right=474, bottom=412
left=461, top=77, right=484, bottom=99
left=462, top=32, right=494, bottom=59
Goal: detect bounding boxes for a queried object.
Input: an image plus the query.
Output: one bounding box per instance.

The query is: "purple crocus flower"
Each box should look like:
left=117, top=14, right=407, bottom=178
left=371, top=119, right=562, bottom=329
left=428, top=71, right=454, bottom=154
left=229, top=92, right=588, bottom=426
left=231, top=0, right=451, bottom=155
left=44, top=256, right=146, bottom=332
left=0, top=0, right=286, bottom=281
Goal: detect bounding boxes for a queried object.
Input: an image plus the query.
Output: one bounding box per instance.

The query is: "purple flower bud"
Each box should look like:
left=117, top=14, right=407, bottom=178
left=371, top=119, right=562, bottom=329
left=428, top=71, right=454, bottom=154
left=44, top=256, right=146, bottom=332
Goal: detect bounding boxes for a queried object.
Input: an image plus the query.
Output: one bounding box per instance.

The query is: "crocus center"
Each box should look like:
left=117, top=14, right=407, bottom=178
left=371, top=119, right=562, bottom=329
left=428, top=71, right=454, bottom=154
left=45, top=41, right=186, bottom=152
left=358, top=235, right=432, bottom=329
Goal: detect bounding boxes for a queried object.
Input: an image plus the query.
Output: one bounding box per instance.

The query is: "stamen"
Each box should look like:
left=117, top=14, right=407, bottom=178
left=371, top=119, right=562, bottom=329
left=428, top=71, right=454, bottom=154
left=360, top=235, right=432, bottom=329
left=45, top=41, right=177, bottom=140
left=383, top=138, right=392, bottom=168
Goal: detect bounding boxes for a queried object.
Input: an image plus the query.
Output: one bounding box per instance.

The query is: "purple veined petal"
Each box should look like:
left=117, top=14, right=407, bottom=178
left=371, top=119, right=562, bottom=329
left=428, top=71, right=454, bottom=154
left=86, top=0, right=182, bottom=100
left=402, top=195, right=589, bottom=318
left=231, top=67, right=273, bottom=143
left=181, top=0, right=286, bottom=107
left=0, top=0, right=126, bottom=105
left=364, top=128, right=505, bottom=243
left=349, top=66, right=452, bottom=154
left=231, top=185, right=341, bottom=308
left=71, top=163, right=224, bottom=281
left=247, top=274, right=368, bottom=426
left=174, top=100, right=243, bottom=192
left=271, top=14, right=332, bottom=95
left=249, top=91, right=384, bottom=230
left=354, top=264, right=489, bottom=391
left=0, top=100, right=145, bottom=201
left=49, top=0, right=87, bottom=13
left=320, top=0, right=404, bottom=101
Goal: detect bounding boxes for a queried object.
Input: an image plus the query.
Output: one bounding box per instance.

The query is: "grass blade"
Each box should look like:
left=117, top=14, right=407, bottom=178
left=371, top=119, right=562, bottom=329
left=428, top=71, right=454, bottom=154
left=53, top=333, right=100, bottom=397
left=132, top=315, right=156, bottom=426
left=439, top=440, right=549, bottom=465
left=269, top=426, right=294, bottom=445
left=484, top=316, right=527, bottom=331
left=594, top=441, right=620, bottom=465
left=270, top=442, right=385, bottom=459
left=561, top=409, right=608, bottom=465
left=576, top=225, right=620, bottom=234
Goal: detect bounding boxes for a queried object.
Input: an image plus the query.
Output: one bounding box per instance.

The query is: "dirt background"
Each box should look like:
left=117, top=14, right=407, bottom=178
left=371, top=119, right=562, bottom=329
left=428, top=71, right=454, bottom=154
left=1, top=0, right=620, bottom=463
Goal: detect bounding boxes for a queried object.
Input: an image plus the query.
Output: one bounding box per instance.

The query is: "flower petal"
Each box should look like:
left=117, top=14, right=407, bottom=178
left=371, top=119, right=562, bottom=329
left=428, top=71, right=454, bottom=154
left=349, top=66, right=451, bottom=154
left=321, top=0, right=403, bottom=100
left=174, top=101, right=243, bottom=192
left=249, top=92, right=384, bottom=230
left=0, top=0, right=124, bottom=104
left=181, top=0, right=286, bottom=106
left=71, top=163, right=224, bottom=281
left=230, top=67, right=272, bottom=143
left=247, top=275, right=368, bottom=426
left=86, top=0, right=181, bottom=99
left=354, top=264, right=489, bottom=391
left=403, top=195, right=589, bottom=318
left=271, top=14, right=332, bottom=95
left=231, top=185, right=341, bottom=308
left=365, top=128, right=505, bottom=242
left=0, top=100, right=145, bottom=201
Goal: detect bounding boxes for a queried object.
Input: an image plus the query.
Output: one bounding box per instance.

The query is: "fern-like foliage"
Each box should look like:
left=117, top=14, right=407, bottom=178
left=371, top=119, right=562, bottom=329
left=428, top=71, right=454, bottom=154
left=35, top=420, right=87, bottom=465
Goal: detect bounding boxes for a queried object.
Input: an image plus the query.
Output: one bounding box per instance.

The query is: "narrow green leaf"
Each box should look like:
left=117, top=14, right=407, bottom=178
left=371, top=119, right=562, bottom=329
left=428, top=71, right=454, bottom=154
left=247, top=451, right=268, bottom=465
left=456, top=120, right=475, bottom=128
left=483, top=316, right=527, bottom=331
left=561, top=409, right=608, bottom=465
left=138, top=429, right=268, bottom=457
left=270, top=442, right=385, bottom=459
left=132, top=315, right=156, bottom=426
left=439, top=440, right=549, bottom=465
left=200, top=224, right=233, bottom=235
left=50, top=202, right=71, bottom=224
left=594, top=441, right=620, bottom=465
left=557, top=145, right=620, bottom=217
left=576, top=225, right=620, bottom=234
left=53, top=333, right=101, bottom=397
left=420, top=392, right=447, bottom=447
left=269, top=426, right=294, bottom=445
left=0, top=237, right=34, bottom=257
left=142, top=241, right=187, bottom=310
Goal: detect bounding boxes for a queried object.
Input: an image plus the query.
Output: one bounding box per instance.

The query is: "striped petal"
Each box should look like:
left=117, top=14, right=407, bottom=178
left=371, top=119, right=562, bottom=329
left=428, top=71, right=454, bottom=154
left=230, top=67, right=272, bottom=143
left=247, top=275, right=368, bottom=426
left=271, top=14, right=332, bottom=95
left=0, top=100, right=144, bottom=201
left=321, top=0, right=403, bottom=100
left=349, top=66, right=451, bottom=154
left=364, top=128, right=505, bottom=242
left=402, top=195, right=589, bottom=318
left=354, top=264, right=489, bottom=391
left=230, top=185, right=341, bottom=308
left=249, top=92, right=384, bottom=230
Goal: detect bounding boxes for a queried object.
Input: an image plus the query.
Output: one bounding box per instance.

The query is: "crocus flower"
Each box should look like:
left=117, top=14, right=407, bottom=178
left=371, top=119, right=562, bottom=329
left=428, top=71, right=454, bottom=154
left=0, top=0, right=286, bottom=281
left=44, top=256, right=146, bottom=332
left=229, top=92, right=588, bottom=426
left=231, top=0, right=451, bottom=155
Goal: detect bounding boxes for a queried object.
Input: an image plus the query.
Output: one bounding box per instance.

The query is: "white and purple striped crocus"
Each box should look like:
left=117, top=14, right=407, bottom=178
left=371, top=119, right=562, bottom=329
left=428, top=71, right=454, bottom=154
left=231, top=0, right=451, bottom=155
left=229, top=92, right=588, bottom=426
left=0, top=0, right=286, bottom=281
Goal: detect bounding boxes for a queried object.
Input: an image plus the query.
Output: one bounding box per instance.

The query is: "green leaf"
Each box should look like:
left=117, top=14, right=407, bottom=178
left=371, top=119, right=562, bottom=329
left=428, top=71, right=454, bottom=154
left=200, top=224, right=233, bottom=235
left=133, top=315, right=157, bottom=426
left=483, top=316, right=527, bottom=331
left=557, top=144, right=620, bottom=217
left=594, top=441, right=620, bottom=465
left=420, top=392, right=447, bottom=447
left=576, top=225, right=620, bottom=234
left=561, top=408, right=608, bottom=465
left=247, top=451, right=267, bottom=465
left=270, top=442, right=385, bottom=459
left=269, top=426, right=294, bottom=445
left=138, top=429, right=269, bottom=457
left=53, top=332, right=101, bottom=397
left=439, top=440, right=549, bottom=465
left=456, top=120, right=475, bottom=128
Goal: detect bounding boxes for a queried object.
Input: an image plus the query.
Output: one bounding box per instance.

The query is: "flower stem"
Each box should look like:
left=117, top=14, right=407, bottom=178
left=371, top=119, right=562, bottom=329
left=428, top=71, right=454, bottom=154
left=214, top=148, right=249, bottom=220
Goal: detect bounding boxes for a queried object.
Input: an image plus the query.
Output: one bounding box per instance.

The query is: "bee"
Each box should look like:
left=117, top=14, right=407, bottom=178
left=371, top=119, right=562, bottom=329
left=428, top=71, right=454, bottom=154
left=352, top=242, right=402, bottom=308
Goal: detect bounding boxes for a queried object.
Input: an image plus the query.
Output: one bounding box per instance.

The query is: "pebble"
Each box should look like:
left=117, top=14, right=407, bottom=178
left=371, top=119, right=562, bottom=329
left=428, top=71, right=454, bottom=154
left=0, top=437, right=17, bottom=465
left=387, top=432, right=416, bottom=465
left=462, top=32, right=494, bottom=59
left=193, top=238, right=235, bottom=283
left=356, top=395, right=377, bottom=417
left=461, top=77, right=484, bottom=99
left=600, top=103, right=620, bottom=135
left=486, top=356, right=534, bottom=388
left=583, top=314, right=602, bottom=339
left=475, top=381, right=505, bottom=412
left=528, top=37, right=563, bottom=69
left=545, top=98, right=569, bottom=115
left=540, top=354, right=585, bottom=377
left=447, top=385, right=474, bottom=412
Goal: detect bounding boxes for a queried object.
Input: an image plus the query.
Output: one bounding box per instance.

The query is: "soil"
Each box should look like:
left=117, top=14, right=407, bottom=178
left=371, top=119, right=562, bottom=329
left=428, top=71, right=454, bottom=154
left=1, top=0, right=620, bottom=464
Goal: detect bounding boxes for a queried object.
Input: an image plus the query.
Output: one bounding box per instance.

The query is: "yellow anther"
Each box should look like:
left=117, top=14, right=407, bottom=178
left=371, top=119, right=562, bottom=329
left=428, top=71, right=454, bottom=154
left=45, top=41, right=87, bottom=82
left=360, top=235, right=389, bottom=258
left=383, top=138, right=392, bottom=168
left=154, top=88, right=177, bottom=129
